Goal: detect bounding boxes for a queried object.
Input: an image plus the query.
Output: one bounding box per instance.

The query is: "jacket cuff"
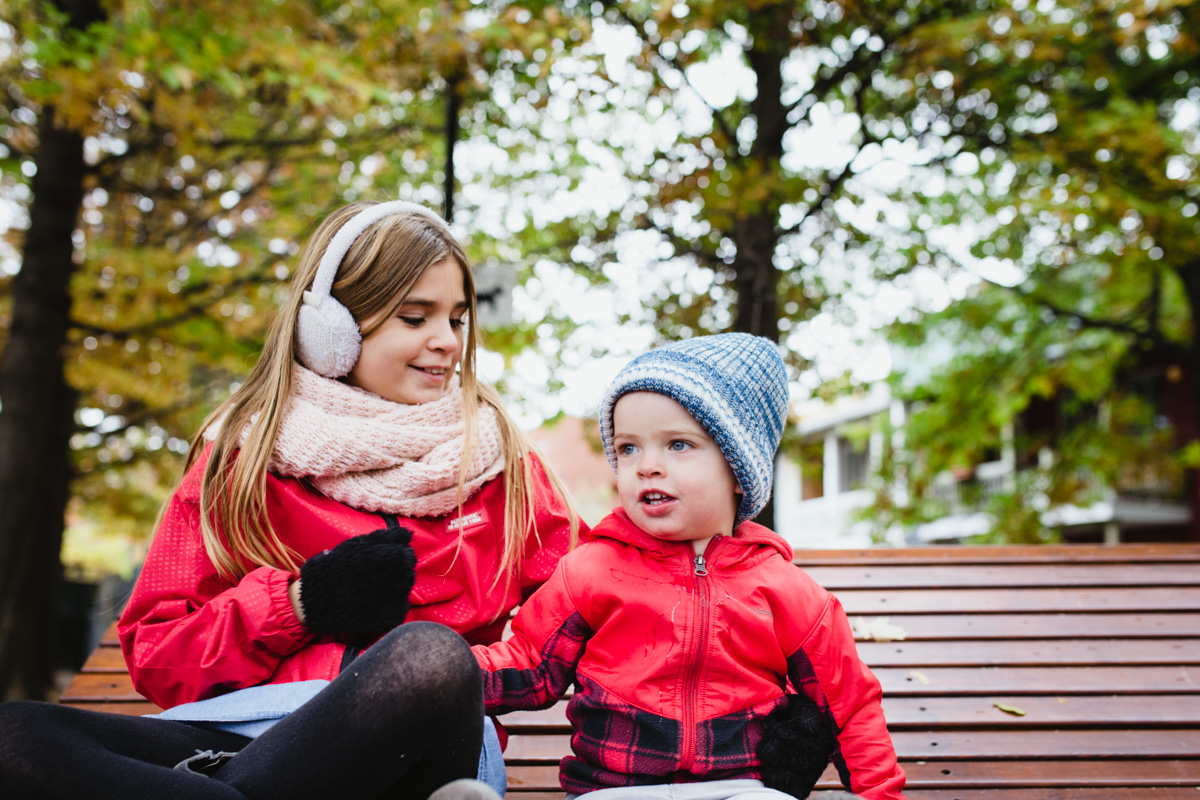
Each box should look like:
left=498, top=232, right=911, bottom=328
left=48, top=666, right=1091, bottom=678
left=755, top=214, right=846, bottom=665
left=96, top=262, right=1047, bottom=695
left=258, top=567, right=314, bottom=654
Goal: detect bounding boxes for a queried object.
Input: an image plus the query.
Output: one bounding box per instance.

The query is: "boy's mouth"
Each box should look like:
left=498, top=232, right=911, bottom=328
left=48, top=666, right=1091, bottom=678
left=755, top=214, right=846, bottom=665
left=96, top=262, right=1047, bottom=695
left=640, top=491, right=675, bottom=506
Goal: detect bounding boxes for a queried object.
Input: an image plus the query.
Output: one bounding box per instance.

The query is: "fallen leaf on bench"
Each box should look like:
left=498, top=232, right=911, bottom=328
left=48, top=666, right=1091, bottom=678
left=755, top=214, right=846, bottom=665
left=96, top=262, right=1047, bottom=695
left=1057, top=697, right=1068, bottom=704
left=993, top=701, right=1027, bottom=716
left=851, top=616, right=907, bottom=642
left=908, top=670, right=931, bottom=685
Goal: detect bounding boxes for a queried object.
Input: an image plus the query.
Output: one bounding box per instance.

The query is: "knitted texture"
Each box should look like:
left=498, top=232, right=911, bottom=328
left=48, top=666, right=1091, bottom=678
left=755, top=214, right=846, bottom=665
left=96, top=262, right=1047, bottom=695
left=209, top=364, right=504, bottom=516
left=757, top=693, right=838, bottom=799
left=600, top=333, right=788, bottom=521
left=299, top=525, right=417, bottom=638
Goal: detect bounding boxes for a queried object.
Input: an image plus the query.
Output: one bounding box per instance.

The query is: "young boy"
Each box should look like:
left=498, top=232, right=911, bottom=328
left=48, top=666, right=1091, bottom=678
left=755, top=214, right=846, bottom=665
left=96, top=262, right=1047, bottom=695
left=473, top=334, right=906, bottom=800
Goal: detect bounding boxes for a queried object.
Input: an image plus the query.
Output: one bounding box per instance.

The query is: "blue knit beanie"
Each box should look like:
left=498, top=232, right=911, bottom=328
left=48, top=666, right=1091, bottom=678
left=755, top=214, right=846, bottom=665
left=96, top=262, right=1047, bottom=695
left=600, top=333, right=789, bottom=522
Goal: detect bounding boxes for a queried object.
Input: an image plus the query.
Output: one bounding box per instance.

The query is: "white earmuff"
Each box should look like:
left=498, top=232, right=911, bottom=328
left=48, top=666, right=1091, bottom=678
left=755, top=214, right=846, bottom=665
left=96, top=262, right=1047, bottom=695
left=295, top=200, right=450, bottom=378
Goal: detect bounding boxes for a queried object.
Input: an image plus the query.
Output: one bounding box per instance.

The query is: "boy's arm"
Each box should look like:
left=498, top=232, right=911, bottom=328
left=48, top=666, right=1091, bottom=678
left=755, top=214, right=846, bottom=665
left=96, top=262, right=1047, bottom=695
left=472, top=557, right=592, bottom=715
left=788, top=594, right=906, bottom=800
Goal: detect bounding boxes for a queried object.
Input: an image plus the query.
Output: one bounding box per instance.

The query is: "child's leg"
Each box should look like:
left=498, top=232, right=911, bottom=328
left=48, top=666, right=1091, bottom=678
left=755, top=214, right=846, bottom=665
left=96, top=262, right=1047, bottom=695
left=0, top=701, right=251, bottom=799
left=213, top=621, right=484, bottom=800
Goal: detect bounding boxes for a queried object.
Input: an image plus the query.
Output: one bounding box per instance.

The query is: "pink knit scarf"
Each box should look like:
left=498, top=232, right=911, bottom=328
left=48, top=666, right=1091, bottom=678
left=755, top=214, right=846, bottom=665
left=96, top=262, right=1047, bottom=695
left=214, top=365, right=505, bottom=517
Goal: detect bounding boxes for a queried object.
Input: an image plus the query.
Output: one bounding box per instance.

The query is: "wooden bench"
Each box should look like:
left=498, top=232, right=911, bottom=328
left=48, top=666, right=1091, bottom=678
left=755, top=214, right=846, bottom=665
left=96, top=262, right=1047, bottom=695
left=61, top=544, right=1200, bottom=799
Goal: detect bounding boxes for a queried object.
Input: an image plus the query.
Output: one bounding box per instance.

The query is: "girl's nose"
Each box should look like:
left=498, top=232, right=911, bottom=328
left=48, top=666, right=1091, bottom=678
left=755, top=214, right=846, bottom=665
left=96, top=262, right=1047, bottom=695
left=428, top=318, right=462, bottom=352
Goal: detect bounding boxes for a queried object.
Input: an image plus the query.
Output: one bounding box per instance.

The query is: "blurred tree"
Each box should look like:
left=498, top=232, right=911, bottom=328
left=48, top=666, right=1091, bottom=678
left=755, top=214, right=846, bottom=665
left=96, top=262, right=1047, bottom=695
left=862, top=0, right=1199, bottom=542
left=0, top=0, right=588, bottom=700
left=560, top=0, right=989, bottom=524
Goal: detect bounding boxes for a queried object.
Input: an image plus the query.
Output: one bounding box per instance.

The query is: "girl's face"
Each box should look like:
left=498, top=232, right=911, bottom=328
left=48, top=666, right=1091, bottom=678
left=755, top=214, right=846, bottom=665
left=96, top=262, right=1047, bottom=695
left=345, top=257, right=468, bottom=405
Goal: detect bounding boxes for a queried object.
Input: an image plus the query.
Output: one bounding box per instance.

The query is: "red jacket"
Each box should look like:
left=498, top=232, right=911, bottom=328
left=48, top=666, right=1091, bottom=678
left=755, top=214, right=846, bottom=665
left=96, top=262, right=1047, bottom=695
left=119, top=446, right=579, bottom=710
left=473, top=510, right=905, bottom=799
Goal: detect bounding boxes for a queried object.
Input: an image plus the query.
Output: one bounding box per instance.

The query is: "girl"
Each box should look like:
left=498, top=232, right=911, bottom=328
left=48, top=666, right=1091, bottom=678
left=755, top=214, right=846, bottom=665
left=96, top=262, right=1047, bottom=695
left=0, top=200, right=583, bottom=800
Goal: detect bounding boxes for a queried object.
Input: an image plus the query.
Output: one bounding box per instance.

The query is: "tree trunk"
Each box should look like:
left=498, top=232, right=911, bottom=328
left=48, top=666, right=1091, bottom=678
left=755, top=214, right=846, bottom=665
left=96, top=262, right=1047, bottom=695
left=0, top=106, right=86, bottom=701
left=736, top=18, right=790, bottom=528
left=443, top=69, right=463, bottom=221
left=1179, top=267, right=1200, bottom=540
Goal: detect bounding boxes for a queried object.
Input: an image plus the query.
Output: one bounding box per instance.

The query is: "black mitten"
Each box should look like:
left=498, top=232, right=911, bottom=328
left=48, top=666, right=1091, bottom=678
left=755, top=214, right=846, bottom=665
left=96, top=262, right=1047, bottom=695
left=298, top=526, right=417, bottom=639
left=757, top=692, right=838, bottom=799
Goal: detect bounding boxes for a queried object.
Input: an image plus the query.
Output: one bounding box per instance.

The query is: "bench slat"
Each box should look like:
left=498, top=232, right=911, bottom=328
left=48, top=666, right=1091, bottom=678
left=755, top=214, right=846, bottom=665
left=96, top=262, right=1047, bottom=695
left=858, top=638, right=1200, bottom=667
left=499, top=694, right=1200, bottom=730
left=505, top=729, right=1200, bottom=760
left=795, top=544, right=1200, bottom=565
left=502, top=794, right=1200, bottom=800
left=808, top=563, right=1200, bottom=589
left=899, top=759, right=1200, bottom=787
left=891, top=728, right=1200, bottom=758
left=507, top=760, right=1200, bottom=790
left=836, top=587, right=1200, bottom=614
left=876, top=665, right=1200, bottom=695
left=849, top=613, right=1200, bottom=640
left=901, top=791, right=1200, bottom=799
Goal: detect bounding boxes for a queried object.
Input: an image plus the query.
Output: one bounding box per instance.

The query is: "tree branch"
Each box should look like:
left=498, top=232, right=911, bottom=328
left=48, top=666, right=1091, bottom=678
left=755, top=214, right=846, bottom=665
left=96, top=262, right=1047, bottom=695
left=70, top=257, right=277, bottom=340
left=600, top=1, right=741, bottom=154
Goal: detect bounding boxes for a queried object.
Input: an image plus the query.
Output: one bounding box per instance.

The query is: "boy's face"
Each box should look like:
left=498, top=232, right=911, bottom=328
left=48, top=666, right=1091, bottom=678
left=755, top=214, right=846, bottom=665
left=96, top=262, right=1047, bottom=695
left=611, top=391, right=741, bottom=550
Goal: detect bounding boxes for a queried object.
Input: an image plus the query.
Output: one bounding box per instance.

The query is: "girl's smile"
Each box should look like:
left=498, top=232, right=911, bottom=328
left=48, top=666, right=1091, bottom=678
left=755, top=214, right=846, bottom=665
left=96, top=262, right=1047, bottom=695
left=345, top=257, right=468, bottom=405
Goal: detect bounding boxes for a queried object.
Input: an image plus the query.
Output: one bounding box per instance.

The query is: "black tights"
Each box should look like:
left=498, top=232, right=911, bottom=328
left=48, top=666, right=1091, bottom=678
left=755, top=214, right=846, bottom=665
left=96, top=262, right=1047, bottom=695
left=0, top=622, right=484, bottom=800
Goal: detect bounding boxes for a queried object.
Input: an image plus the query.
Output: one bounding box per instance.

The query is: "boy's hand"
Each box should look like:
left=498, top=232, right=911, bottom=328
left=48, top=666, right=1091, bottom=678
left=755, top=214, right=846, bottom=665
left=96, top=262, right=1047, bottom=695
left=296, top=526, right=417, bottom=639
left=757, top=693, right=837, bottom=799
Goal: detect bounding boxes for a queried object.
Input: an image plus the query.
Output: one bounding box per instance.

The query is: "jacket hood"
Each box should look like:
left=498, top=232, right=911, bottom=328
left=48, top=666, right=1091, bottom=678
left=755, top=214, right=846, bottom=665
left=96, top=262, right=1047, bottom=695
left=591, top=507, right=793, bottom=567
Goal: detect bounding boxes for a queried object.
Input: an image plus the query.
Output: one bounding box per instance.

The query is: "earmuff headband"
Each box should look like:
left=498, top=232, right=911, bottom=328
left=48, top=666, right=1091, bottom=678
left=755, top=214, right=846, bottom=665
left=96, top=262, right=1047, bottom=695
left=295, top=200, right=450, bottom=378
left=305, top=200, right=449, bottom=306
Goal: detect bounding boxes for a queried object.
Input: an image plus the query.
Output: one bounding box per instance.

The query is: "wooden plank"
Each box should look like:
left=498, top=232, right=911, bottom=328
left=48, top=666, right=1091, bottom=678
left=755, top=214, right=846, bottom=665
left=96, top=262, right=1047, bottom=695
left=79, top=645, right=129, bottom=672
left=59, top=671, right=143, bottom=701
left=884, top=695, right=1200, bottom=728
left=876, top=665, right=1200, bottom=695
left=902, top=791, right=1200, bottom=799
left=808, top=563, right=1200, bottom=590
left=897, top=759, right=1200, bottom=788
left=795, top=544, right=1200, bottom=565
left=890, top=729, right=1200, bottom=759
left=500, top=695, right=1200, bottom=731
left=835, top=587, right=1200, bottom=614
left=506, top=761, right=1200, bottom=793
left=507, top=777, right=1200, bottom=797
left=848, top=613, right=1200, bottom=641
left=504, top=731, right=1200, bottom=763
left=858, top=639, right=1200, bottom=667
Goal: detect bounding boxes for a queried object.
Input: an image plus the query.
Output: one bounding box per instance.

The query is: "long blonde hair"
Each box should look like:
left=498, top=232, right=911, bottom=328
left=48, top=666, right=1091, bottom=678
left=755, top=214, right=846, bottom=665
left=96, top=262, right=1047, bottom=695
left=185, top=201, right=579, bottom=589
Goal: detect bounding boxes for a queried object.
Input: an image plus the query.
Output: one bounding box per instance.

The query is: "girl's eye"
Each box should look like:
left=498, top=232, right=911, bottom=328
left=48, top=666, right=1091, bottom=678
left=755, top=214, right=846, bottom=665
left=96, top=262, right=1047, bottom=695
left=399, top=316, right=424, bottom=327
left=450, top=316, right=466, bottom=329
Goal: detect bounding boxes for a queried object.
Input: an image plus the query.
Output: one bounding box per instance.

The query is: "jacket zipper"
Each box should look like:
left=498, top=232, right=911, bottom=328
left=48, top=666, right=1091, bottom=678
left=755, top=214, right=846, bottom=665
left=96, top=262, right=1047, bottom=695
left=679, top=543, right=713, bottom=773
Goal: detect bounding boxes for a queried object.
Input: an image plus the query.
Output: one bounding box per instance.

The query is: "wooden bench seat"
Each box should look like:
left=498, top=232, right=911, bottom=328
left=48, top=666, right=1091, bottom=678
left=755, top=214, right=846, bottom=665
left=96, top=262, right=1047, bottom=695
left=60, top=544, right=1200, bottom=799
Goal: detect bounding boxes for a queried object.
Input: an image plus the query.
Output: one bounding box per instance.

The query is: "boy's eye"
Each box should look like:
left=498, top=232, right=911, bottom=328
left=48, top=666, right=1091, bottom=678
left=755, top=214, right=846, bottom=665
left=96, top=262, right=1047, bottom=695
left=617, top=443, right=638, bottom=456
left=669, top=440, right=691, bottom=452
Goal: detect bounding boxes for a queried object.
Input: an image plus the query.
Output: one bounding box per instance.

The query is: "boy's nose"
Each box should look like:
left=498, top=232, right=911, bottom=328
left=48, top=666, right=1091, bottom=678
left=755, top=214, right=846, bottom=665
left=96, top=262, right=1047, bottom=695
left=636, top=451, right=665, bottom=477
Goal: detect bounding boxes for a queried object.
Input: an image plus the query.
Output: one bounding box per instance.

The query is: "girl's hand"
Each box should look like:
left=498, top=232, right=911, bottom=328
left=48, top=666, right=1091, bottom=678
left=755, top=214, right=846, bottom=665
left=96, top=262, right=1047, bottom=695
left=297, top=526, right=417, bottom=638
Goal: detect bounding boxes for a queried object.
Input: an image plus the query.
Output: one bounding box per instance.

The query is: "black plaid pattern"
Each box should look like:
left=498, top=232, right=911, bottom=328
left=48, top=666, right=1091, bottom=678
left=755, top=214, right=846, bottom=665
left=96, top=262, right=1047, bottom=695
left=559, top=674, right=777, bottom=794
left=482, top=611, right=592, bottom=714
left=787, top=647, right=848, bottom=788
